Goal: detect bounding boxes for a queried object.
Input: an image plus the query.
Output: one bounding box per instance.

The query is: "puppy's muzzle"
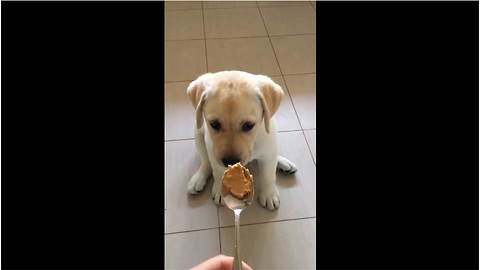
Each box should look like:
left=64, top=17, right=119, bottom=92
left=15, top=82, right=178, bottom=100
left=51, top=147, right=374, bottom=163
left=221, top=157, right=241, bottom=168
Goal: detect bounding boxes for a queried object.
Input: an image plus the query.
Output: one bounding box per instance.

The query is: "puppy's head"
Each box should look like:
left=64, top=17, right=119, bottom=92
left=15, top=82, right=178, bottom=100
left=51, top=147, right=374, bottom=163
left=187, top=71, right=284, bottom=168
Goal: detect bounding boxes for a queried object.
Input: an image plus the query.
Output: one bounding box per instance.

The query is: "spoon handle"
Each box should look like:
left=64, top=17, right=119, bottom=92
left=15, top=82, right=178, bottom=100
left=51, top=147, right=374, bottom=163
left=232, top=209, right=242, bottom=270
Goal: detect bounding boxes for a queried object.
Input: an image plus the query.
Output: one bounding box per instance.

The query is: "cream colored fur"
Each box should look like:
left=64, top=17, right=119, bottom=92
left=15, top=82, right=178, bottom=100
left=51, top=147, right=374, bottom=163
left=186, top=70, right=297, bottom=210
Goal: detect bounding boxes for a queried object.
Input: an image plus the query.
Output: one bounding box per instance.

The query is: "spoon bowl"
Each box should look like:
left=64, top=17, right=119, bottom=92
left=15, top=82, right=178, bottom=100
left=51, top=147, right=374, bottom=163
left=223, top=193, right=253, bottom=211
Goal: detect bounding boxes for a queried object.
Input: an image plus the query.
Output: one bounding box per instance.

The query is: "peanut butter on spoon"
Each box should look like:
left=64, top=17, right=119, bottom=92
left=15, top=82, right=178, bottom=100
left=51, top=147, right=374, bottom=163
left=222, top=163, right=254, bottom=200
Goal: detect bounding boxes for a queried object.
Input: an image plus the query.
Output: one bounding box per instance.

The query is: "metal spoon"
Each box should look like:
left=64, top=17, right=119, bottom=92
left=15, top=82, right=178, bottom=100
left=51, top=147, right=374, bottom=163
left=222, top=175, right=254, bottom=270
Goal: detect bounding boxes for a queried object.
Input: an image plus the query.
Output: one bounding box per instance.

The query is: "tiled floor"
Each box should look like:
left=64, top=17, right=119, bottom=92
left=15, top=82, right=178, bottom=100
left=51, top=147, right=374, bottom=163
left=165, top=2, right=316, bottom=269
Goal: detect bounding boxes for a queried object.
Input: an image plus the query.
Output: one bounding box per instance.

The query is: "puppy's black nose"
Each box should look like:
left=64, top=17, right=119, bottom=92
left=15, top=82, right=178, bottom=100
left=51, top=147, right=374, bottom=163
left=221, top=158, right=240, bottom=167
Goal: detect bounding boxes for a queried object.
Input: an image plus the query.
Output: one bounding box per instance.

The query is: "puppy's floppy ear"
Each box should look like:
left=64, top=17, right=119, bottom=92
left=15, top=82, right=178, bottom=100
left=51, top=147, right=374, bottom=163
left=187, top=73, right=212, bottom=129
left=256, top=75, right=284, bottom=133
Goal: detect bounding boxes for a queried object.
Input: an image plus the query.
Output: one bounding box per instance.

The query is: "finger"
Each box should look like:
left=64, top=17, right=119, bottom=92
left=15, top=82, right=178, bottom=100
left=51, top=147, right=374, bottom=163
left=191, top=255, right=229, bottom=270
left=241, top=260, right=254, bottom=270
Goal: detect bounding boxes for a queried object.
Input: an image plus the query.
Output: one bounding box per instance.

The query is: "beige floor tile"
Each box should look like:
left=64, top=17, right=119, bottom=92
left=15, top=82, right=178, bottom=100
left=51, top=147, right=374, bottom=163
left=257, top=1, right=311, bottom=7
left=206, top=37, right=281, bottom=76
left=203, top=1, right=258, bottom=9
left=165, top=40, right=207, bottom=82
left=165, top=82, right=196, bottom=141
left=164, top=4, right=317, bottom=268
left=284, top=74, right=316, bottom=129
left=204, top=8, right=267, bottom=39
left=165, top=10, right=204, bottom=41
left=219, top=131, right=316, bottom=227
left=164, top=1, right=202, bottom=10
left=269, top=76, right=302, bottom=131
left=260, top=6, right=316, bottom=36
left=165, top=140, right=219, bottom=233
left=220, top=218, right=316, bottom=269
left=304, top=129, right=316, bottom=164
left=270, top=34, right=316, bottom=75
left=165, top=229, right=220, bottom=269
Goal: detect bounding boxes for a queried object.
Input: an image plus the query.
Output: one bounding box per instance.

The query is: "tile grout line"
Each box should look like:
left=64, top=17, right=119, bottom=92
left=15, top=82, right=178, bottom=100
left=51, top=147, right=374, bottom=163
left=277, top=129, right=304, bottom=133
left=221, top=216, right=316, bottom=229
left=202, top=0, right=221, bottom=253
left=166, top=3, right=311, bottom=11
left=164, top=129, right=315, bottom=143
left=301, top=129, right=317, bottom=167
left=203, top=4, right=312, bottom=10
left=165, top=226, right=221, bottom=236
left=258, top=3, right=287, bottom=79
left=217, top=205, right=223, bottom=254
left=165, top=72, right=317, bottom=84
left=165, top=216, right=317, bottom=236
left=165, top=138, right=194, bottom=142
left=165, top=79, right=200, bottom=83
left=276, top=75, right=306, bottom=132
left=165, top=33, right=316, bottom=42
left=201, top=1, right=209, bottom=73
left=256, top=3, right=309, bottom=136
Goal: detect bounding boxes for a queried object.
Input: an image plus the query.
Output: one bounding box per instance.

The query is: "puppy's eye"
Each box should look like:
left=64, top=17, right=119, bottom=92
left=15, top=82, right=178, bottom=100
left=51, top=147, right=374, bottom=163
left=242, top=122, right=255, bottom=132
left=210, top=120, right=221, bottom=131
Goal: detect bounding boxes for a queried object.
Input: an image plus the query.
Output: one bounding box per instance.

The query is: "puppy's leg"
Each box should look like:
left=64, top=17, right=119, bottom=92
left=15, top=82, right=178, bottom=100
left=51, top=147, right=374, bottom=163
left=187, top=127, right=212, bottom=194
left=258, top=158, right=280, bottom=210
left=277, top=156, right=298, bottom=174
left=211, top=164, right=225, bottom=206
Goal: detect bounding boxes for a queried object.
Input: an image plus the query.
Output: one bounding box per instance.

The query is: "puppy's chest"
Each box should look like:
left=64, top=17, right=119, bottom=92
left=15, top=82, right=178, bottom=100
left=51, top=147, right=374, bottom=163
left=251, top=132, right=275, bottom=156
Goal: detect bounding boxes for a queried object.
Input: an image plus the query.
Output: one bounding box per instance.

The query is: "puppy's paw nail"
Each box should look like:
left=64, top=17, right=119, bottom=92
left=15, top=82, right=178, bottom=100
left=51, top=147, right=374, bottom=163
left=212, top=194, right=223, bottom=205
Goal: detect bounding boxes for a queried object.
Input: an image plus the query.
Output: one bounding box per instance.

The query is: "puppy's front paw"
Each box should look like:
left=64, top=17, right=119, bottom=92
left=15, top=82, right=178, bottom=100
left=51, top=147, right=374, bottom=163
left=212, top=183, right=224, bottom=206
left=187, top=173, right=208, bottom=194
left=259, top=186, right=280, bottom=211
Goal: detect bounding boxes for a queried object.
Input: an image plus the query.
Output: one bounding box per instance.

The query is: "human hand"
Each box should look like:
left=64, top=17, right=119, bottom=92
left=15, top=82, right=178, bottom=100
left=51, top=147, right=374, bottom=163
left=190, top=254, right=253, bottom=270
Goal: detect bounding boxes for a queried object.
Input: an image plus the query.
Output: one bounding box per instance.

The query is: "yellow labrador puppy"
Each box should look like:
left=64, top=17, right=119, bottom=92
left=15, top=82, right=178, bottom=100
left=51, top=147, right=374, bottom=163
left=186, top=70, right=297, bottom=210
